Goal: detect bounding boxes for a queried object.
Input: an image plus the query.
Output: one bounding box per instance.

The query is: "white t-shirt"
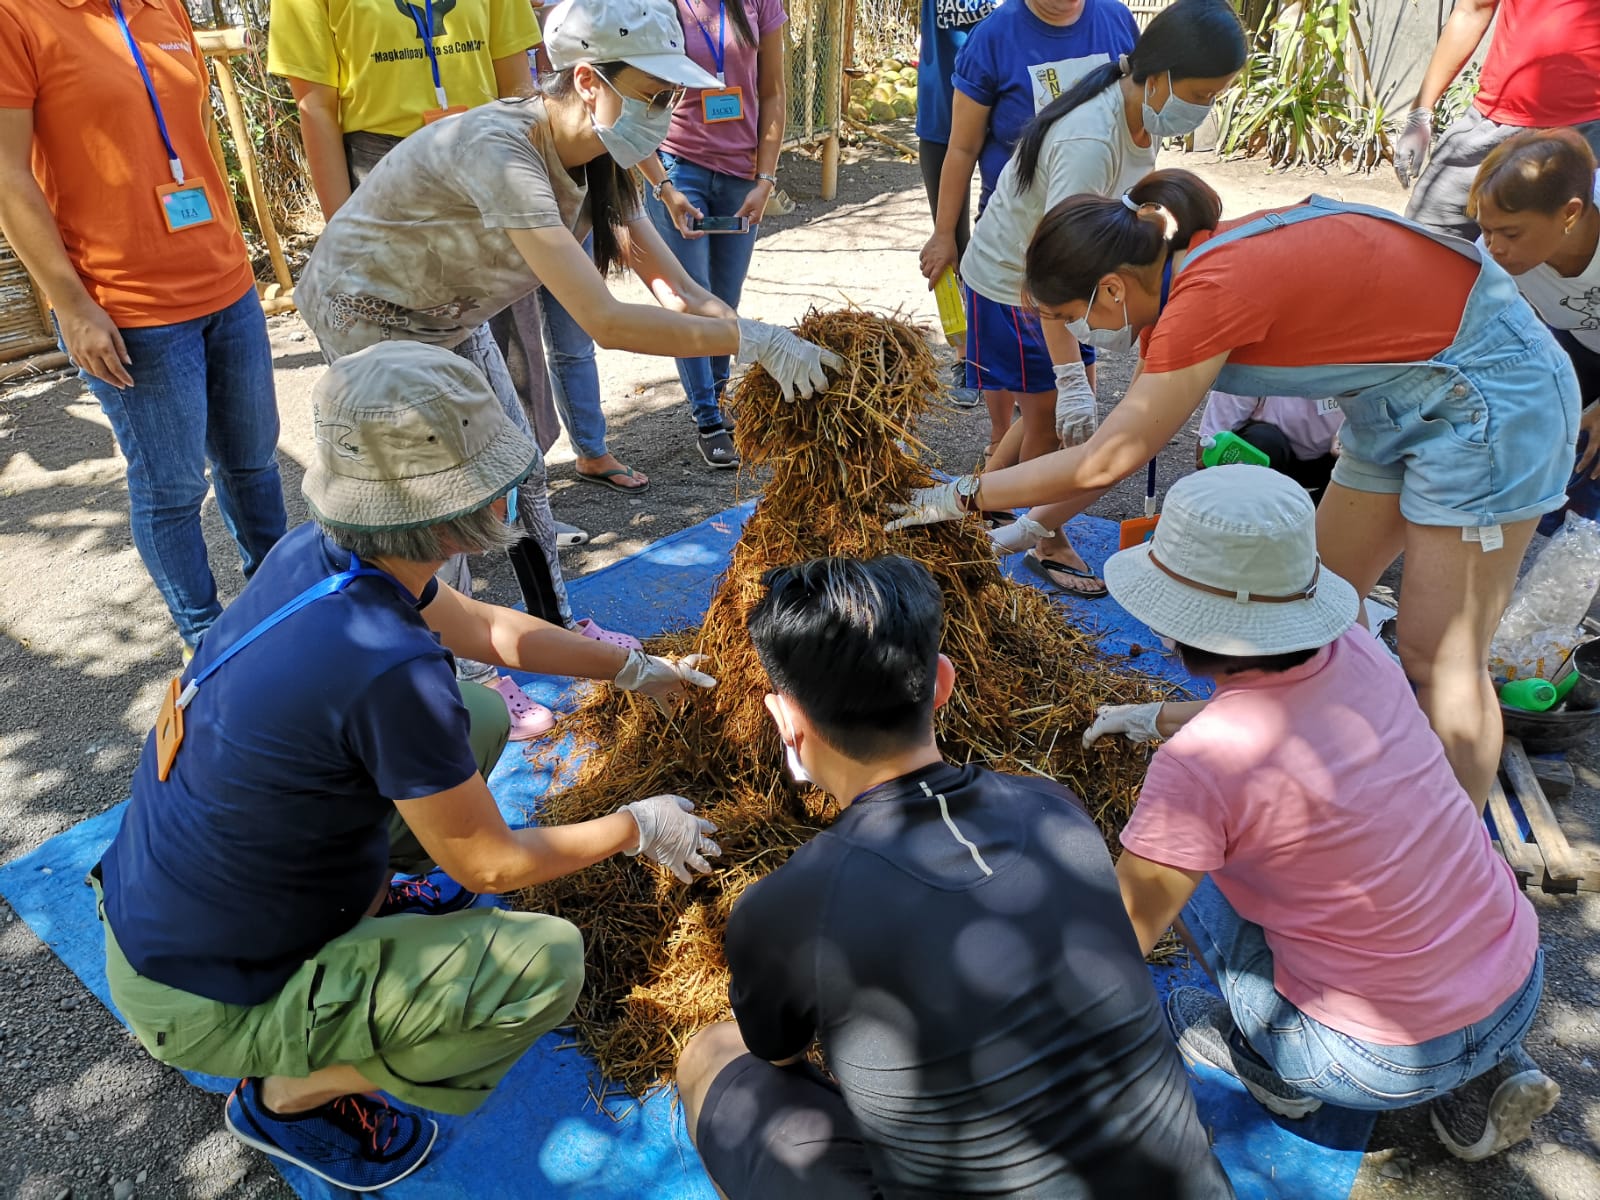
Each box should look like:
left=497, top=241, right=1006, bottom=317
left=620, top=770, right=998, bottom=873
left=960, top=80, right=1156, bottom=307
left=1482, top=172, right=1600, bottom=355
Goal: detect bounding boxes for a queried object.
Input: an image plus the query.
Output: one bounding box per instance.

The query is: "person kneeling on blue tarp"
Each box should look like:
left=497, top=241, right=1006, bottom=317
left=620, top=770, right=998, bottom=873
left=91, top=342, right=722, bottom=1193
left=675, top=554, right=1235, bottom=1200
left=1089, top=465, right=1555, bottom=1163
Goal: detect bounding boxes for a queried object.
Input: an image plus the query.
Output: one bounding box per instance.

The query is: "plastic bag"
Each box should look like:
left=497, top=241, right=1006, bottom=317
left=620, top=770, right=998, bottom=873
left=1490, top=512, right=1600, bottom=682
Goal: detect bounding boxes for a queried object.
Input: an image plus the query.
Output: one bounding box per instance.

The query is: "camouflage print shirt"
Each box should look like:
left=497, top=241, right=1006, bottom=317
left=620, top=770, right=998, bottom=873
left=299, top=98, right=593, bottom=357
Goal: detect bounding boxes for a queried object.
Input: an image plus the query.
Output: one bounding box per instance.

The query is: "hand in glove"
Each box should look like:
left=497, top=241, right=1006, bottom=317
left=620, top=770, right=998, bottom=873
left=1082, top=702, right=1164, bottom=748
left=988, top=514, right=1051, bottom=555
left=1054, top=360, right=1098, bottom=447
left=623, top=794, right=721, bottom=883
left=1392, top=108, right=1433, bottom=188
left=884, top=477, right=972, bottom=532
left=613, top=650, right=718, bottom=714
left=736, top=319, right=842, bottom=402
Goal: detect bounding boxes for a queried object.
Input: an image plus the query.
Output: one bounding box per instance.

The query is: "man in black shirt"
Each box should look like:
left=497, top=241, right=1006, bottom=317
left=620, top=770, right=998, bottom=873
left=676, top=555, right=1235, bottom=1200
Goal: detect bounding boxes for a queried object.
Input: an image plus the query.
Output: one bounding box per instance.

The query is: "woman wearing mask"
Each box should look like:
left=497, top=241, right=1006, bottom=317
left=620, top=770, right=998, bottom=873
left=296, top=0, right=837, bottom=705
left=964, top=0, right=1244, bottom=593
left=889, top=169, right=1578, bottom=811
left=917, top=0, right=1137, bottom=595
left=638, top=0, right=788, bottom=470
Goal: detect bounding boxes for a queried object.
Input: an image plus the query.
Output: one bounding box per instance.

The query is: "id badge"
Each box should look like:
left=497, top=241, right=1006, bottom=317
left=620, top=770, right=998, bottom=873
left=154, top=676, right=185, bottom=781
left=422, top=105, right=469, bottom=125
left=156, top=179, right=216, bottom=233
left=701, top=86, right=744, bottom=123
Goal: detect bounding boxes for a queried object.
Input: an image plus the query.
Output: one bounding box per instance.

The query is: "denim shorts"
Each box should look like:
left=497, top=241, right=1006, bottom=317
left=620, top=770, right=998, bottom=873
left=1182, top=878, right=1545, bottom=1111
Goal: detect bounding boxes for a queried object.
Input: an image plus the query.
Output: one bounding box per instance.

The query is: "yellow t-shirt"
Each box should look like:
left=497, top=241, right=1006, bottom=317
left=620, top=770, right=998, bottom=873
left=267, top=0, right=541, bottom=136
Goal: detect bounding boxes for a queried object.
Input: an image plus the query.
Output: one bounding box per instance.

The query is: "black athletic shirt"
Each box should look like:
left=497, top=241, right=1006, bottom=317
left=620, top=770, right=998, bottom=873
left=725, top=761, right=1235, bottom=1200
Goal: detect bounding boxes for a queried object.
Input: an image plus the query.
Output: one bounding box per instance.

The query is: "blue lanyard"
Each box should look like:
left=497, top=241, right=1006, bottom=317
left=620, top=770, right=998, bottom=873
left=402, top=0, right=450, bottom=109
left=108, top=0, right=185, bottom=185
left=688, top=0, right=726, bottom=80
left=175, top=554, right=401, bottom=711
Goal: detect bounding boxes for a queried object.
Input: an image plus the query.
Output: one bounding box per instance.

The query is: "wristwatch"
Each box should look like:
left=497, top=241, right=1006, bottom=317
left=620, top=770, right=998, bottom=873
left=755, top=172, right=778, bottom=186
left=954, top=474, right=982, bottom=513
left=651, top=178, right=675, bottom=202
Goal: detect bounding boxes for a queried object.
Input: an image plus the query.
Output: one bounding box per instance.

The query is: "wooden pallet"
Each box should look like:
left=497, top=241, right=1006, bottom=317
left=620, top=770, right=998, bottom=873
left=1489, top=737, right=1600, bottom=894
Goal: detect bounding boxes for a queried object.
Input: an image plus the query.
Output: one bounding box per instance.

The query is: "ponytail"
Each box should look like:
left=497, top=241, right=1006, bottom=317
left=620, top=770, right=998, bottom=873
left=1024, top=168, right=1221, bottom=307
left=1012, top=0, right=1248, bottom=193
left=538, top=66, right=642, bottom=277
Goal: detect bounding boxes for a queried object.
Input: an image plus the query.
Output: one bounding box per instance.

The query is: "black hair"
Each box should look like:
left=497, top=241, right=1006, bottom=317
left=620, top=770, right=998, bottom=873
left=537, top=64, right=643, bottom=277
left=705, top=0, right=757, bottom=50
left=1469, top=127, right=1599, bottom=219
left=748, top=555, right=945, bottom=762
left=1023, top=168, right=1222, bottom=307
left=1175, top=643, right=1319, bottom=678
left=1013, top=0, right=1246, bottom=193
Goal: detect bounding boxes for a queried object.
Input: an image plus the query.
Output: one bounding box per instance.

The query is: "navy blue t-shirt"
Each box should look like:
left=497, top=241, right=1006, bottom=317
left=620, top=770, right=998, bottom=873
left=725, top=762, right=1233, bottom=1200
left=915, top=0, right=999, bottom=144
left=101, top=523, right=481, bottom=1006
left=952, top=0, right=1137, bottom=203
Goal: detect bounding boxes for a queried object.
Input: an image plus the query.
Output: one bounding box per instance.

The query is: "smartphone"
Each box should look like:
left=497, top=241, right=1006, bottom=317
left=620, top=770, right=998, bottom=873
left=690, top=215, right=751, bottom=234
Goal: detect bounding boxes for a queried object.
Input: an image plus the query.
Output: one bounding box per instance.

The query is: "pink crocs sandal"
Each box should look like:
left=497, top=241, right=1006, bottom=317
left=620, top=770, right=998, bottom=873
left=573, top=618, right=643, bottom=651
left=490, top=675, right=557, bottom=741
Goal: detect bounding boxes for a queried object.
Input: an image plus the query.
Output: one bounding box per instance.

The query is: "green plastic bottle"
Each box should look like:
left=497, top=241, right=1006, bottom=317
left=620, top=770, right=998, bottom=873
left=1500, top=678, right=1558, bottom=712
left=1201, top=431, right=1272, bottom=469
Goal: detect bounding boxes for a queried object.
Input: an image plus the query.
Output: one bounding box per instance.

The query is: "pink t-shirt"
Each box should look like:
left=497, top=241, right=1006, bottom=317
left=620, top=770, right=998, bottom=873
left=1120, top=630, right=1539, bottom=1046
left=658, top=0, right=787, bottom=180
left=1196, top=392, right=1345, bottom=461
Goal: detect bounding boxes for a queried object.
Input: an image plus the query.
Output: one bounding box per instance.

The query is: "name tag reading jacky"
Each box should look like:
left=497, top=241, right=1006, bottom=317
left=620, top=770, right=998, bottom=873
left=156, top=179, right=216, bottom=233
left=702, top=86, right=744, bottom=123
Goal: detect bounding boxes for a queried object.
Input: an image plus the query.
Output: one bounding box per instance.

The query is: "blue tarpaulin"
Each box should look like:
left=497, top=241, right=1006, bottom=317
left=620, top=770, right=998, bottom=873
left=0, top=507, right=1372, bottom=1199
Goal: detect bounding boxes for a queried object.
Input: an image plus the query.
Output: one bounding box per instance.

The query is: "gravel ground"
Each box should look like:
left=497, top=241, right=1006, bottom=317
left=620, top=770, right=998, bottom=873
left=2, top=137, right=1598, bottom=1199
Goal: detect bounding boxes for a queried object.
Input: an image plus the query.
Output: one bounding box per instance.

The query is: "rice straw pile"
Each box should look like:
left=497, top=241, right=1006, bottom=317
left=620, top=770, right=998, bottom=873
left=516, top=309, right=1170, bottom=1096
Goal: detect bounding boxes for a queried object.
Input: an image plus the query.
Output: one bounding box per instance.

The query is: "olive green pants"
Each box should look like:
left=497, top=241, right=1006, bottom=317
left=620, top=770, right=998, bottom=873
left=96, top=679, right=582, bottom=1116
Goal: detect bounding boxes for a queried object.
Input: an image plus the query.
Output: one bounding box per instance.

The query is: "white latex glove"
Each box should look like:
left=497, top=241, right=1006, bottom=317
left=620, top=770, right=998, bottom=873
left=1054, top=360, right=1098, bottom=447
left=1393, top=108, right=1433, bottom=188
left=613, top=650, right=718, bottom=714
left=1082, top=702, right=1164, bottom=748
left=988, top=514, right=1051, bottom=554
left=622, top=794, right=721, bottom=883
left=735, top=319, right=842, bottom=402
left=885, top=478, right=970, bottom=532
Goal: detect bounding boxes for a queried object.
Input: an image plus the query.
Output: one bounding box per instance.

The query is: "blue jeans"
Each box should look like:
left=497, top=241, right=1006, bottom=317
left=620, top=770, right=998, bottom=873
left=1183, top=879, right=1545, bottom=1110
left=69, top=289, right=287, bottom=647
left=644, top=153, right=760, bottom=431
left=538, top=281, right=608, bottom=461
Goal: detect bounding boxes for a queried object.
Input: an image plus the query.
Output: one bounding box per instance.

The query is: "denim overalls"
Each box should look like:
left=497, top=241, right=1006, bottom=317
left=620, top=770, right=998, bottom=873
left=1180, top=196, right=1579, bottom=533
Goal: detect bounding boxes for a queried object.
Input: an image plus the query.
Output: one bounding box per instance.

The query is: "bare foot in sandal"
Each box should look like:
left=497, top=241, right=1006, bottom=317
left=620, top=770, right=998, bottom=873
left=577, top=453, right=650, bottom=492
left=1026, top=533, right=1107, bottom=599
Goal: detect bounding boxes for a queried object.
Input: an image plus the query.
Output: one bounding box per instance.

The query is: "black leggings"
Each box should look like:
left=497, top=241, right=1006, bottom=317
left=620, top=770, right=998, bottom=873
left=918, top=139, right=971, bottom=260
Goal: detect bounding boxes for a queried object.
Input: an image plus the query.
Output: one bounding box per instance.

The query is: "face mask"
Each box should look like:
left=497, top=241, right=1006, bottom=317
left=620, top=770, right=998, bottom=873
left=591, top=72, right=674, bottom=169
left=783, top=741, right=814, bottom=785
left=1065, top=282, right=1135, bottom=354
left=1143, top=72, right=1213, bottom=139
left=503, top=486, right=519, bottom=527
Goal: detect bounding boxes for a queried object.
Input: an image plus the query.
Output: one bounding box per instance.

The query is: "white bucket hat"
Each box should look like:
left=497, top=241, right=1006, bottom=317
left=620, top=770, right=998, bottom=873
left=543, top=0, right=723, bottom=90
left=1103, top=464, right=1359, bottom=656
left=302, top=342, right=537, bottom=533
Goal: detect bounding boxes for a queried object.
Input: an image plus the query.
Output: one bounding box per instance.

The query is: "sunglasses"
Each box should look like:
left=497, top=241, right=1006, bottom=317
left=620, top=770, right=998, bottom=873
left=594, top=67, right=685, bottom=117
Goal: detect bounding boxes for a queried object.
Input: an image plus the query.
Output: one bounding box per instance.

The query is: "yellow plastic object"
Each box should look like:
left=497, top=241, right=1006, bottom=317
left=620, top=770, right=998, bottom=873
left=934, top=268, right=966, bottom=346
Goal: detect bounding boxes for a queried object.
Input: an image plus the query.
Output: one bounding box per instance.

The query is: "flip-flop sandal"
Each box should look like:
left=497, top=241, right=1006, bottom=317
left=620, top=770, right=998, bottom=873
left=574, top=617, right=643, bottom=651
left=1023, top=553, right=1109, bottom=600
left=576, top=465, right=651, bottom=494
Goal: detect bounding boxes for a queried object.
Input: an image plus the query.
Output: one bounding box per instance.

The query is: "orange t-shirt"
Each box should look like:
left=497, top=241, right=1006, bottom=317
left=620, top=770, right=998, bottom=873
left=0, top=0, right=256, bottom=326
left=1140, top=209, right=1481, bottom=376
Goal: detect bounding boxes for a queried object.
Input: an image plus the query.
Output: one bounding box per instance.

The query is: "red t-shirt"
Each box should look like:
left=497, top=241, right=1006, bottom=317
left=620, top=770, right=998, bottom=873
left=1474, top=0, right=1600, bottom=128
left=1139, top=210, right=1480, bottom=375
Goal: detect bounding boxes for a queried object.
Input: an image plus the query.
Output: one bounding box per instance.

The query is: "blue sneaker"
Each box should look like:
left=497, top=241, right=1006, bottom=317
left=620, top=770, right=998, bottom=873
left=225, top=1078, right=437, bottom=1192
left=376, top=871, right=478, bottom=918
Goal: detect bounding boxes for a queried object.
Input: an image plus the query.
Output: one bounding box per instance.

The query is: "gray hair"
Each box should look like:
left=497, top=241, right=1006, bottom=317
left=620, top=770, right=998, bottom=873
left=320, top=501, right=521, bottom=563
